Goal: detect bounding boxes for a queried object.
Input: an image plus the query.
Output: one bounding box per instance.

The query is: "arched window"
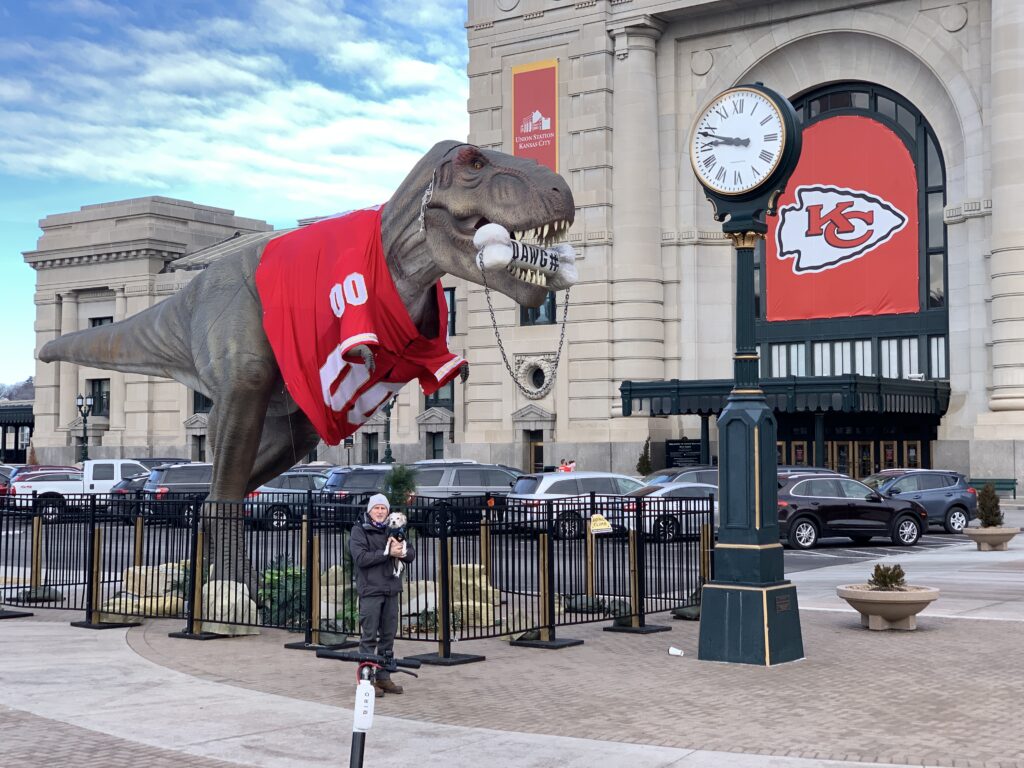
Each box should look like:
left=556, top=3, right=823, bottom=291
left=755, top=82, right=949, bottom=381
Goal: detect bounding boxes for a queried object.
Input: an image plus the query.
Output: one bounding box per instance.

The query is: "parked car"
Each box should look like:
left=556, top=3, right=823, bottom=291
left=625, top=482, right=719, bottom=541
left=777, top=465, right=844, bottom=476
left=141, top=462, right=213, bottom=526
left=131, top=457, right=192, bottom=470
left=777, top=473, right=929, bottom=549
left=506, top=471, right=647, bottom=539
left=245, top=470, right=330, bottom=529
left=7, top=470, right=86, bottom=519
left=861, top=468, right=977, bottom=533
left=643, top=465, right=719, bottom=486
left=109, top=475, right=149, bottom=523
left=6, top=459, right=150, bottom=514
left=316, top=465, right=395, bottom=526
left=413, top=462, right=522, bottom=501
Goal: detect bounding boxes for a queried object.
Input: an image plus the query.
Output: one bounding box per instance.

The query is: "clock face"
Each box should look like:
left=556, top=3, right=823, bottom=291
left=690, top=88, right=786, bottom=195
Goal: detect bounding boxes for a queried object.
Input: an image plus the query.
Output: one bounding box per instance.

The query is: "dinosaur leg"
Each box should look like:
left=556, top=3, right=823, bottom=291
left=202, top=368, right=276, bottom=588
left=246, top=407, right=321, bottom=491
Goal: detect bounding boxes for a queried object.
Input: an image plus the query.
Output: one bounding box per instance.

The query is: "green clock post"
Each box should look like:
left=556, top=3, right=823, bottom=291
left=689, top=83, right=805, bottom=665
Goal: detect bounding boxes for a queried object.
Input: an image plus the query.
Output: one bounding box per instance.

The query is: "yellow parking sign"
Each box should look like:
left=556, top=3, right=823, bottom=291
left=590, top=513, right=613, bottom=534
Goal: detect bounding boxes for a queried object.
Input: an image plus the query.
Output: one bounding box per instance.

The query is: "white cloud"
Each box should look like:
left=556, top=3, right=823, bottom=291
left=0, top=1, right=470, bottom=225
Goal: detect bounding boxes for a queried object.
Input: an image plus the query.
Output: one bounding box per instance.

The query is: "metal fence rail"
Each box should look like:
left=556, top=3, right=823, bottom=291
left=0, top=490, right=714, bottom=661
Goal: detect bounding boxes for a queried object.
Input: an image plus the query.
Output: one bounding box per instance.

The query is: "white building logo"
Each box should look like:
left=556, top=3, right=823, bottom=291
left=520, top=109, right=552, bottom=134
left=776, top=185, right=908, bottom=273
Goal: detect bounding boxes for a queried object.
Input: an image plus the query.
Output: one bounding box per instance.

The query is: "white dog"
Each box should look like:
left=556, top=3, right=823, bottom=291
left=383, top=510, right=408, bottom=577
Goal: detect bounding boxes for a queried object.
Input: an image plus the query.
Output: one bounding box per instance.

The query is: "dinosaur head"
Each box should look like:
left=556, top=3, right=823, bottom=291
left=388, top=141, right=575, bottom=308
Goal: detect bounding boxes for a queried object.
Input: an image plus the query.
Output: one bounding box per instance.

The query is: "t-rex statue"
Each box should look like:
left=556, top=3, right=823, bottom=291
left=38, top=141, right=576, bottom=581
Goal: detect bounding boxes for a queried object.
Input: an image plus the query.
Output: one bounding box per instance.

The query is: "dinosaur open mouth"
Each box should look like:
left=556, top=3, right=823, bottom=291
left=472, top=217, right=570, bottom=248
left=471, top=217, right=572, bottom=289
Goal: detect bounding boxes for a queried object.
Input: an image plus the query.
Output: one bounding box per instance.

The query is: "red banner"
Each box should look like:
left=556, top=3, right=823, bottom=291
left=512, top=60, right=558, bottom=172
left=766, top=115, right=919, bottom=320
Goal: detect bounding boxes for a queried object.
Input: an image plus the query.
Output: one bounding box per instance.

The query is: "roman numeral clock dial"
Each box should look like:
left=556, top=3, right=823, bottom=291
left=690, top=87, right=785, bottom=196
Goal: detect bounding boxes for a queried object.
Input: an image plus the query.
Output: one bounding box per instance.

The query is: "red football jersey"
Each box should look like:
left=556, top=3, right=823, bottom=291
left=255, top=206, right=463, bottom=445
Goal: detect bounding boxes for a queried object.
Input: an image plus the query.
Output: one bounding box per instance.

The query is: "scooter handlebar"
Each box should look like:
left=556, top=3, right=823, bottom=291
left=315, top=649, right=423, bottom=669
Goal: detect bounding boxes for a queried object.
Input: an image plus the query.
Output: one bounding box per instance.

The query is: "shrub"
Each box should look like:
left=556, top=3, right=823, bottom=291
left=976, top=483, right=1004, bottom=528
left=636, top=437, right=653, bottom=476
left=385, top=464, right=418, bottom=508
left=258, top=554, right=307, bottom=628
left=867, top=563, right=907, bottom=591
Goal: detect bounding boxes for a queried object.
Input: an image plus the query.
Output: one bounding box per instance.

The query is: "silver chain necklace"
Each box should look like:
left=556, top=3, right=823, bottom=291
left=477, top=251, right=570, bottom=398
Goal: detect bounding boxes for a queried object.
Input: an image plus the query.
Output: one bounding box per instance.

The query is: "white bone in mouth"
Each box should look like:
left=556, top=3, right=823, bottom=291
left=473, top=223, right=577, bottom=289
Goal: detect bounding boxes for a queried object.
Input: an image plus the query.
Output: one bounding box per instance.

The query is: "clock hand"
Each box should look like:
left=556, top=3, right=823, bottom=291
left=704, top=137, right=752, bottom=147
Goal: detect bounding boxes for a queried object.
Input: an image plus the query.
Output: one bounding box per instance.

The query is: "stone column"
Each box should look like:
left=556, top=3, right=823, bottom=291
left=609, top=16, right=666, bottom=415
left=57, top=292, right=79, bottom=429
left=109, top=287, right=127, bottom=433
left=988, top=0, right=1024, bottom=411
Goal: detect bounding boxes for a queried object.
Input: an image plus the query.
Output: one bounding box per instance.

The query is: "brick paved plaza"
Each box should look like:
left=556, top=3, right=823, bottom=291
left=3, top=540, right=1024, bottom=768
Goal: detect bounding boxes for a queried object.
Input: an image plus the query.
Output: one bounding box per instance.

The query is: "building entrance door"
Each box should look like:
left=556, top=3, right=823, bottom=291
left=526, top=429, right=544, bottom=473
left=855, top=441, right=875, bottom=479
left=828, top=441, right=853, bottom=475
left=881, top=440, right=898, bottom=470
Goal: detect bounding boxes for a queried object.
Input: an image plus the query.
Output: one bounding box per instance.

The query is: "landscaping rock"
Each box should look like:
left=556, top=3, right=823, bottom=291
left=201, top=580, right=259, bottom=636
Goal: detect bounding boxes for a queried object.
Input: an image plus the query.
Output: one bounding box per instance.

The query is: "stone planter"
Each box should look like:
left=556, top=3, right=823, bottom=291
left=836, top=585, right=940, bottom=631
left=962, top=526, right=1020, bottom=551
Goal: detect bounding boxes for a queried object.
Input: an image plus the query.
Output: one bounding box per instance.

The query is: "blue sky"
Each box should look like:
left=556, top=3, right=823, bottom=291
left=0, top=0, right=470, bottom=383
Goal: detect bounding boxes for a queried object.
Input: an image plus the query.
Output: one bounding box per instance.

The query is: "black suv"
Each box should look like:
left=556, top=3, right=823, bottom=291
left=777, top=473, right=928, bottom=549
left=141, top=462, right=213, bottom=526
left=861, top=469, right=977, bottom=533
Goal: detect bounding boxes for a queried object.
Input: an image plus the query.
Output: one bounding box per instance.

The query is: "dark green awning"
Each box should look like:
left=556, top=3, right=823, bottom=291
left=620, top=375, right=950, bottom=418
left=0, top=403, right=34, bottom=426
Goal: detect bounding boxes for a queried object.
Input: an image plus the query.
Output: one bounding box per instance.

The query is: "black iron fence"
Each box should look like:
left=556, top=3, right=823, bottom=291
left=0, top=491, right=714, bottom=660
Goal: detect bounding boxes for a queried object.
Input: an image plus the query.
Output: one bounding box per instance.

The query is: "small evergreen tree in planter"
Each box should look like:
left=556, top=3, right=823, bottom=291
left=836, top=563, right=939, bottom=630
left=636, top=437, right=653, bottom=476
left=976, top=484, right=1004, bottom=527
left=963, top=482, right=1019, bottom=550
left=867, top=563, right=907, bottom=591
left=384, top=464, right=418, bottom=508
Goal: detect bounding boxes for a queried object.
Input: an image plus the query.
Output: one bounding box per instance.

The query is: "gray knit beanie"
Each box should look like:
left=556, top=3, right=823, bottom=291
left=367, top=493, right=390, bottom=512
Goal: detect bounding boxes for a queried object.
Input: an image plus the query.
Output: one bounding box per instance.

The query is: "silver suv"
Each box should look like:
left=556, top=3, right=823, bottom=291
left=412, top=460, right=522, bottom=501
left=506, top=471, right=646, bottom=538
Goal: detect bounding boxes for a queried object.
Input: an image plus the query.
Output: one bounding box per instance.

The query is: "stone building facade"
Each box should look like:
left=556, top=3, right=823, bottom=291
left=26, top=0, right=1024, bottom=481
left=27, top=198, right=272, bottom=465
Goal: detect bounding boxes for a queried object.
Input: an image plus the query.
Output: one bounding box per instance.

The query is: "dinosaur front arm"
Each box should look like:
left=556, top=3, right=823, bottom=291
left=350, top=344, right=376, bottom=374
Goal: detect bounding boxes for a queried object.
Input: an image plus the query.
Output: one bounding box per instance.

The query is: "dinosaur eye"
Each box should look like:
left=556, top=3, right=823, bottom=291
left=472, top=159, right=484, bottom=170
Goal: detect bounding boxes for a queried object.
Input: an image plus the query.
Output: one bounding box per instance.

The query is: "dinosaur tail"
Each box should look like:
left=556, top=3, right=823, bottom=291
left=39, top=291, right=195, bottom=382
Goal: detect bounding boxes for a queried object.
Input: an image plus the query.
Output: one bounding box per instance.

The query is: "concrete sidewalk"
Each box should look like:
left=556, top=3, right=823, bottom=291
left=2, top=537, right=1024, bottom=768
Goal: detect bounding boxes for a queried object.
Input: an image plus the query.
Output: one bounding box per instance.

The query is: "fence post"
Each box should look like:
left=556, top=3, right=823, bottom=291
left=168, top=507, right=218, bottom=640
left=604, top=497, right=668, bottom=634
left=510, top=500, right=582, bottom=650
left=72, top=495, right=139, bottom=630
left=585, top=518, right=595, bottom=598
left=0, top=503, right=32, bottom=618
left=285, top=494, right=355, bottom=651
left=673, top=495, right=713, bottom=621
left=13, top=497, right=64, bottom=604
left=407, top=503, right=485, bottom=666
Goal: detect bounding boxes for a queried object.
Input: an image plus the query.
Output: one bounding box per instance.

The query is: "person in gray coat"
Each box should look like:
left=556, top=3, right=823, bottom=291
left=349, top=493, right=416, bottom=696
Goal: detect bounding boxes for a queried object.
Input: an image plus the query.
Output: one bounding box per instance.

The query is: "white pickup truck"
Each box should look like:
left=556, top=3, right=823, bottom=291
left=9, top=459, right=150, bottom=514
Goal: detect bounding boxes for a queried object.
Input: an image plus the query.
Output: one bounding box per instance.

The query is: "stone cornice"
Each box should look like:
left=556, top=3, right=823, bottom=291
left=415, top=406, right=455, bottom=427
left=24, top=240, right=186, bottom=271
left=608, top=14, right=666, bottom=60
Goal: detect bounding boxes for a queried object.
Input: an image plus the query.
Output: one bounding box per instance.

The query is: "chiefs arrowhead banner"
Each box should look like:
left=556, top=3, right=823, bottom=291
left=766, top=115, right=919, bottom=320
left=512, top=60, right=558, bottom=172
